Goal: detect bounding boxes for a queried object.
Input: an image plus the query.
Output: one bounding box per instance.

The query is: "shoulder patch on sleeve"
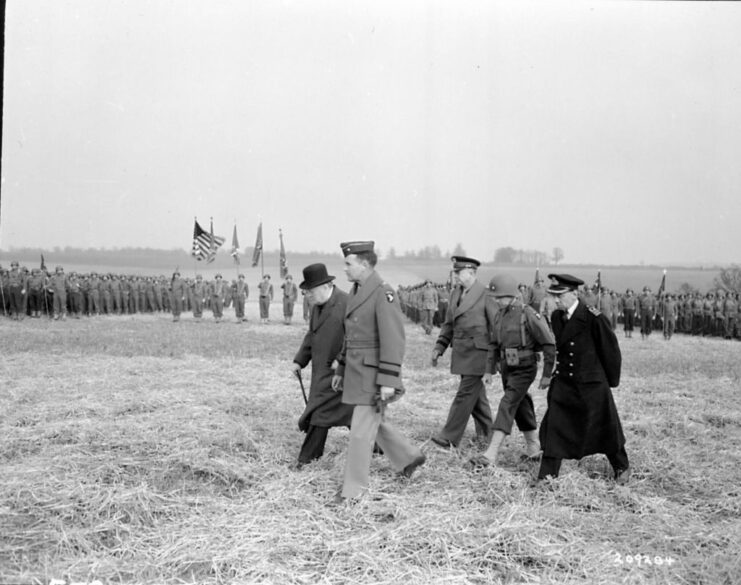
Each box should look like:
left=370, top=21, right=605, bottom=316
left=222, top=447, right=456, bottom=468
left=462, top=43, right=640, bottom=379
left=385, top=291, right=395, bottom=303
left=523, top=305, right=542, bottom=320
left=588, top=306, right=601, bottom=316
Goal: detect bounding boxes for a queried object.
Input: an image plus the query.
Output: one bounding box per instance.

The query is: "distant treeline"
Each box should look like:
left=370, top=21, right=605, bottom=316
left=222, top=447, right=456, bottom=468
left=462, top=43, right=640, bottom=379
left=0, top=246, right=338, bottom=271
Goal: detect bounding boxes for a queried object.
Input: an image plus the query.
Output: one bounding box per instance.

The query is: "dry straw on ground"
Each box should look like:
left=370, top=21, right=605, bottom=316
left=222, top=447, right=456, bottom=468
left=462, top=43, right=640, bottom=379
left=1, top=304, right=739, bottom=584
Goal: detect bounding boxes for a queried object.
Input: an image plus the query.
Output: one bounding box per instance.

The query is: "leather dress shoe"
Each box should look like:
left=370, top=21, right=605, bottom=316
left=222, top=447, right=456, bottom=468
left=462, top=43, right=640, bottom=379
left=430, top=436, right=454, bottom=448
left=402, top=454, right=426, bottom=478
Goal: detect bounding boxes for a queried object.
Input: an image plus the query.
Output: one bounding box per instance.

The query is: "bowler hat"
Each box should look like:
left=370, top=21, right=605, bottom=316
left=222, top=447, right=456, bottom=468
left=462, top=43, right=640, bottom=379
left=300, top=263, right=335, bottom=290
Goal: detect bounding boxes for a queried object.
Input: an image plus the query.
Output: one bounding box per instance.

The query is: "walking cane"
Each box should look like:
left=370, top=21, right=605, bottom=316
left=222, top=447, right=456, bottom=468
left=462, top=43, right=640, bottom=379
left=294, top=369, right=308, bottom=405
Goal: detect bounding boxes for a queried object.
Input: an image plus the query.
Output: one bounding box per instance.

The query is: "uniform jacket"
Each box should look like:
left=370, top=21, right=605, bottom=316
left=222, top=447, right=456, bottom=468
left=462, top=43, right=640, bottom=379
left=421, top=286, right=439, bottom=310
left=539, top=301, right=625, bottom=459
left=336, top=270, right=405, bottom=406
left=282, top=282, right=298, bottom=301
left=434, top=280, right=493, bottom=376
left=293, top=287, right=354, bottom=429
left=232, top=281, right=249, bottom=299
left=487, top=299, right=555, bottom=377
left=258, top=280, right=274, bottom=299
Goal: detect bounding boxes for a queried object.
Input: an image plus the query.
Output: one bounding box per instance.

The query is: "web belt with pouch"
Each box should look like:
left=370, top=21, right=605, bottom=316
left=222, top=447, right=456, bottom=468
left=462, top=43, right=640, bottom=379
left=503, top=348, right=534, bottom=367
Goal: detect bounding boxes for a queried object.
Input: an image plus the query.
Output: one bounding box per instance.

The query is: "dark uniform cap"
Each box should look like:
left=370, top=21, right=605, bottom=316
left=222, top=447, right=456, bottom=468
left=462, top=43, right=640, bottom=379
left=300, top=263, right=335, bottom=290
left=215, top=274, right=222, bottom=279
left=340, top=241, right=375, bottom=257
left=451, top=256, right=480, bottom=271
left=547, top=273, right=584, bottom=294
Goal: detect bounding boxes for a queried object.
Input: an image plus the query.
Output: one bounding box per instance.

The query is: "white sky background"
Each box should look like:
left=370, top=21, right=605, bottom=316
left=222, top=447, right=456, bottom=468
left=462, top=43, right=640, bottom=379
left=2, top=0, right=741, bottom=265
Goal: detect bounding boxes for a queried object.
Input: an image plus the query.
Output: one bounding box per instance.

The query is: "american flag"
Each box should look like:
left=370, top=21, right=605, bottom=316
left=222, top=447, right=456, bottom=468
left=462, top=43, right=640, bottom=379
left=192, top=219, right=225, bottom=261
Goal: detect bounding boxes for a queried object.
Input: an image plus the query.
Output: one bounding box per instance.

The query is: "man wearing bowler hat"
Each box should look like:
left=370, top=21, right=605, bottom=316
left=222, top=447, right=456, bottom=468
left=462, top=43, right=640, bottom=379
left=332, top=241, right=425, bottom=502
left=430, top=256, right=494, bottom=449
left=537, top=274, right=630, bottom=485
left=290, top=264, right=354, bottom=468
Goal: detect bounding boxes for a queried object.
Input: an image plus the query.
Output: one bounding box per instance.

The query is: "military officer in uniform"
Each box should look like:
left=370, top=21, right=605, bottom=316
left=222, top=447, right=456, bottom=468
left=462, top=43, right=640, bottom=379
left=281, top=274, right=298, bottom=324
left=470, top=273, right=555, bottom=467
left=48, top=266, right=69, bottom=320
left=332, top=241, right=425, bottom=502
left=232, top=274, right=249, bottom=322
left=420, top=280, right=440, bottom=335
left=7, top=261, right=27, bottom=320
left=170, top=271, right=186, bottom=322
left=210, top=274, right=227, bottom=322
left=430, top=256, right=494, bottom=449
left=258, top=274, right=274, bottom=324
left=291, top=264, right=354, bottom=467
left=537, top=274, right=630, bottom=485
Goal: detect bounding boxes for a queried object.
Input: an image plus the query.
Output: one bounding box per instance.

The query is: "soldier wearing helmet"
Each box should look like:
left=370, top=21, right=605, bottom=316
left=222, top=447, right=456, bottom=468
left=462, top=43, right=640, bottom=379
left=211, top=274, right=226, bottom=322
left=170, top=270, right=186, bottom=322
left=48, top=266, right=68, bottom=320
left=7, top=260, right=28, bottom=319
left=470, top=273, right=555, bottom=468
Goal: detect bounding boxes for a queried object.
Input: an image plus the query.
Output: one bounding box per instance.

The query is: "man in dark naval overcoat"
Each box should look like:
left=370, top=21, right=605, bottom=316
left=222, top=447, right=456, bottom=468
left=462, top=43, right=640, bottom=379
left=291, top=263, right=354, bottom=468
left=537, top=273, right=630, bottom=485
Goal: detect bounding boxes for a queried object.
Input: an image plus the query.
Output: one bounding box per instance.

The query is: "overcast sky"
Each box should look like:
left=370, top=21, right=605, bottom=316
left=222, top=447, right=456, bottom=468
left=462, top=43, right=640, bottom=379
left=2, top=0, right=740, bottom=266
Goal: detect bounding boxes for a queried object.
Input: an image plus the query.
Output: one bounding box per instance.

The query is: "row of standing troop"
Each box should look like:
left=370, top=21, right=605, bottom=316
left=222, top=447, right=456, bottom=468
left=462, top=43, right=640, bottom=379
left=0, top=261, right=307, bottom=324
left=399, top=277, right=741, bottom=341
left=291, top=246, right=629, bottom=505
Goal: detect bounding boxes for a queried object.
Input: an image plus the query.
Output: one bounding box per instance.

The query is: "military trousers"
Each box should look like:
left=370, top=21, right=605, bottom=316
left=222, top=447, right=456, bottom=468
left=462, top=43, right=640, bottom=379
left=437, top=375, right=493, bottom=446
left=622, top=309, right=635, bottom=332
left=493, top=363, right=538, bottom=434
left=341, top=405, right=422, bottom=499
left=259, top=296, right=270, bottom=319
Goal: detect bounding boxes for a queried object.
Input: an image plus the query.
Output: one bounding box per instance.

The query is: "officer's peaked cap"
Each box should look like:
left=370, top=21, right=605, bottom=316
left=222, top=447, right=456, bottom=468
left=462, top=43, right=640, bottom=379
left=451, top=256, right=480, bottom=271
left=547, top=273, right=583, bottom=294
left=341, top=241, right=375, bottom=257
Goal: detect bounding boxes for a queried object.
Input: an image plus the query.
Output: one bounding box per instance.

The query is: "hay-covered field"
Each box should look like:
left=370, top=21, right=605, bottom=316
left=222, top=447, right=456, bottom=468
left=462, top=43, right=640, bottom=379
left=1, top=303, right=740, bottom=585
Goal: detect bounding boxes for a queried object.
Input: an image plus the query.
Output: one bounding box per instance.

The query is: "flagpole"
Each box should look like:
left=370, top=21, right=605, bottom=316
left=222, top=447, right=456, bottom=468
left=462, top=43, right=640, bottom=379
left=193, top=216, right=199, bottom=279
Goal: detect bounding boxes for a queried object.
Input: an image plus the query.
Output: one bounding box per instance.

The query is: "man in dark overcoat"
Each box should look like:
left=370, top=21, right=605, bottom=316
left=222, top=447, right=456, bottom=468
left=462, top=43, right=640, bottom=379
left=537, top=274, right=630, bottom=484
left=430, top=256, right=494, bottom=448
left=291, top=264, right=354, bottom=467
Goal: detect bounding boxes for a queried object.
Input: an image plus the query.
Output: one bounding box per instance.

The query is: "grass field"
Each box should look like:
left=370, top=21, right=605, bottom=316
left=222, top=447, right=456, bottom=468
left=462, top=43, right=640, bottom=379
left=1, top=302, right=740, bottom=584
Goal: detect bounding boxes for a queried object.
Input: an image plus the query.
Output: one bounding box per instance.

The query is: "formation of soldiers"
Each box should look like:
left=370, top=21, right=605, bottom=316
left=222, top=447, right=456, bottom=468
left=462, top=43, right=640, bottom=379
left=0, top=262, right=270, bottom=322
left=399, top=278, right=741, bottom=342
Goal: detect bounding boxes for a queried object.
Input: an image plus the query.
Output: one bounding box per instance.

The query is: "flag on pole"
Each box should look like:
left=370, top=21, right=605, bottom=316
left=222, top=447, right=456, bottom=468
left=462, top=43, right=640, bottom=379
left=251, top=222, right=263, bottom=267
left=534, top=267, right=540, bottom=286
left=658, top=270, right=666, bottom=298
left=206, top=218, right=225, bottom=264
left=279, top=229, right=288, bottom=278
left=231, top=225, right=240, bottom=264
left=40, top=254, right=46, bottom=272
left=192, top=218, right=224, bottom=261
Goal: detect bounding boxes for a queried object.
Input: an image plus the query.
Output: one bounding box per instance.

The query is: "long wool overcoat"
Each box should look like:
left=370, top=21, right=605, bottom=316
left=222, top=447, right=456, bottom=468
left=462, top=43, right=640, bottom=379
left=293, top=287, right=354, bottom=430
left=539, top=301, right=626, bottom=459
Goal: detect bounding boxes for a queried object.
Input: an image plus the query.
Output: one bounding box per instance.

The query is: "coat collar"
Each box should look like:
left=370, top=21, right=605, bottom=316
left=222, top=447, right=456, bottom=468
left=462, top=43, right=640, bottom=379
left=555, top=301, right=589, bottom=345
left=453, top=280, right=485, bottom=318
left=312, top=286, right=338, bottom=331
left=346, top=270, right=383, bottom=315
